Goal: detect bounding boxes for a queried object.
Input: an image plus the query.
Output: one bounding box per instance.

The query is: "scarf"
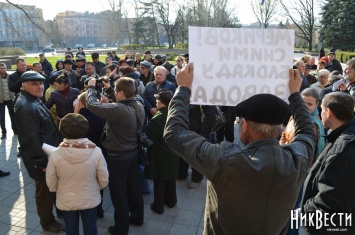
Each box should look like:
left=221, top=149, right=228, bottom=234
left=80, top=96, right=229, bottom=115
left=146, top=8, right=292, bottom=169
left=61, top=86, right=69, bottom=96
left=311, top=108, right=325, bottom=159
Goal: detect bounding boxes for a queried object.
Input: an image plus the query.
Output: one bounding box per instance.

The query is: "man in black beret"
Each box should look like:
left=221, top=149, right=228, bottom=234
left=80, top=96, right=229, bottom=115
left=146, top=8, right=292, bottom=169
left=164, top=63, right=316, bottom=234
left=15, top=71, right=64, bottom=232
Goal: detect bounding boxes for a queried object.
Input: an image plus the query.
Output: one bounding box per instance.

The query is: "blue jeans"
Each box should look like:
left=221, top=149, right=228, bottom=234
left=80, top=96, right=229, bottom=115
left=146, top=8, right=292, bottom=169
left=0, top=100, right=16, bottom=134
left=62, top=207, right=98, bottom=235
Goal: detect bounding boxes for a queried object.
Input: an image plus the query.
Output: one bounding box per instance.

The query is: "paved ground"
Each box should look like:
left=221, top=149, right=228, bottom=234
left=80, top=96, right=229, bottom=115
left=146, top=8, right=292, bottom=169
left=0, top=109, right=308, bottom=235
left=0, top=109, right=238, bottom=235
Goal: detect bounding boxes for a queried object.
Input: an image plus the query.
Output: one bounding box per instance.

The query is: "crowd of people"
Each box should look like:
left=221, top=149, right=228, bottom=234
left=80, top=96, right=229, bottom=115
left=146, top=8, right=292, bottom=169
left=0, top=48, right=354, bottom=235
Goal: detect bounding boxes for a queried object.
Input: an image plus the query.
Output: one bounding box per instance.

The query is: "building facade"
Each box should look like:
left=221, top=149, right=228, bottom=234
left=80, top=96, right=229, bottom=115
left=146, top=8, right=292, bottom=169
left=55, top=11, right=104, bottom=48
left=0, top=2, right=45, bottom=50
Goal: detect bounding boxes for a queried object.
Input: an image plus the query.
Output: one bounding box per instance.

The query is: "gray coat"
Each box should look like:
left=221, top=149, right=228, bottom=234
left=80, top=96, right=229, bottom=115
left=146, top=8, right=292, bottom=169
left=164, top=87, right=316, bottom=235
left=86, top=86, right=145, bottom=153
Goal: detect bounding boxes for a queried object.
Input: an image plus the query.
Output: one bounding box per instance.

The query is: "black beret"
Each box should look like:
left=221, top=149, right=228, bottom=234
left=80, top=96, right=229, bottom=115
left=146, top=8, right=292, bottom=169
left=91, top=52, right=99, bottom=59
left=162, top=62, right=171, bottom=71
left=20, top=71, right=46, bottom=83
left=235, top=94, right=289, bottom=125
left=154, top=54, right=162, bottom=60
left=59, top=113, right=89, bottom=139
left=144, top=50, right=151, bottom=54
left=63, top=59, right=73, bottom=65
left=183, top=53, right=189, bottom=57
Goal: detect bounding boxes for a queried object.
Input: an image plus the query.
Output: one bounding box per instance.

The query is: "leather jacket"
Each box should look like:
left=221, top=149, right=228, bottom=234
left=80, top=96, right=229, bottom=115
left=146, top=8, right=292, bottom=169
left=302, top=118, right=355, bottom=234
left=45, top=87, right=80, bottom=119
left=9, top=69, right=25, bottom=96
left=15, top=89, right=62, bottom=180
left=164, top=87, right=316, bottom=235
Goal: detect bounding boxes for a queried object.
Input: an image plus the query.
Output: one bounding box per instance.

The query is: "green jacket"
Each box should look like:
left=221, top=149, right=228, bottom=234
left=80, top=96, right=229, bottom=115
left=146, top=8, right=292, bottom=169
left=144, top=107, right=179, bottom=180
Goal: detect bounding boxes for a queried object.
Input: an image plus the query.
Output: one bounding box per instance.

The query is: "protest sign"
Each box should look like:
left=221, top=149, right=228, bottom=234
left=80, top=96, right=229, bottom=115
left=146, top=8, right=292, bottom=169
left=189, top=26, right=295, bottom=105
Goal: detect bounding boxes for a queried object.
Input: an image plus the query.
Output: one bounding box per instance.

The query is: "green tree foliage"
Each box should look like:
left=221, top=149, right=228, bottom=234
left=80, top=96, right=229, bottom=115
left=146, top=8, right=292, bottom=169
left=320, top=0, right=355, bottom=51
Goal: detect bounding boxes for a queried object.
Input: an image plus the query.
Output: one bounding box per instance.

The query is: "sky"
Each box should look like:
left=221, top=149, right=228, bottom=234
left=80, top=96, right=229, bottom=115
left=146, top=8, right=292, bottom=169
left=1, top=0, right=259, bottom=25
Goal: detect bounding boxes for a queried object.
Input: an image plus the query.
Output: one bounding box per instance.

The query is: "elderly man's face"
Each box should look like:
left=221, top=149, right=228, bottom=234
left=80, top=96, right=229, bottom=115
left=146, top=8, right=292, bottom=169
left=318, top=74, right=328, bottom=86
left=154, top=68, right=166, bottom=84
left=297, top=61, right=305, bottom=74
left=23, top=81, right=44, bottom=98
left=344, top=64, right=355, bottom=83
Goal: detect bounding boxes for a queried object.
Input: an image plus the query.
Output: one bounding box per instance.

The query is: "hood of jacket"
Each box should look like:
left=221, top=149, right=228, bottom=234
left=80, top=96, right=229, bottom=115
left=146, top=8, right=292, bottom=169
left=126, top=71, right=140, bottom=80
left=57, top=138, right=96, bottom=164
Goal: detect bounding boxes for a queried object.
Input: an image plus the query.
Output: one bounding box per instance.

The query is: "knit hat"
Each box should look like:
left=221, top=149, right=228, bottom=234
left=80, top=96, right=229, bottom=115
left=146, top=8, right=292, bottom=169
left=59, top=113, right=89, bottom=139
left=234, top=94, right=289, bottom=125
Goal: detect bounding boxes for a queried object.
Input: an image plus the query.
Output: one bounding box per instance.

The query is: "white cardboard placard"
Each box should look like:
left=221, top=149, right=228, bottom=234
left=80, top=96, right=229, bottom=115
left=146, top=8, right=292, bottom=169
left=189, top=26, right=294, bottom=106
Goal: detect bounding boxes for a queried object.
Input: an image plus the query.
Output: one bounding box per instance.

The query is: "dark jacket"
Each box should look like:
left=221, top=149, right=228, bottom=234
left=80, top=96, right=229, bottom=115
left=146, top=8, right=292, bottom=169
left=9, top=69, right=25, bottom=96
left=144, top=107, right=179, bottom=180
left=15, top=89, right=62, bottom=180
left=140, top=71, right=153, bottom=86
left=331, top=59, right=343, bottom=74
left=94, top=61, right=106, bottom=75
left=79, top=108, right=105, bottom=150
left=40, top=58, right=53, bottom=77
left=301, top=118, right=355, bottom=234
left=189, top=105, right=218, bottom=138
left=142, top=80, right=176, bottom=118
left=166, top=73, right=176, bottom=86
left=86, top=86, right=145, bottom=153
left=45, top=87, right=80, bottom=119
left=164, top=88, right=316, bottom=235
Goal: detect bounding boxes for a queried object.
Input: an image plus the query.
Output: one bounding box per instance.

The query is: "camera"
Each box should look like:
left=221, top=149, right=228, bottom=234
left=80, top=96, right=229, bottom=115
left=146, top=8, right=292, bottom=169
left=98, top=76, right=110, bottom=83
left=140, top=133, right=153, bottom=147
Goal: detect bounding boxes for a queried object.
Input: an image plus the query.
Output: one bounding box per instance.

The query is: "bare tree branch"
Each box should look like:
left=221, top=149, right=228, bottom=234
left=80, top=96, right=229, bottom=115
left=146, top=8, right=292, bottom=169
left=5, top=0, right=47, bottom=35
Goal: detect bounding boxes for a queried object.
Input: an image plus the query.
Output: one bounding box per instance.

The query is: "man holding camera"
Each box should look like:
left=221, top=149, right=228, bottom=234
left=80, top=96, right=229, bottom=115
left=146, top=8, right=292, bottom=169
left=86, top=77, right=145, bottom=235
